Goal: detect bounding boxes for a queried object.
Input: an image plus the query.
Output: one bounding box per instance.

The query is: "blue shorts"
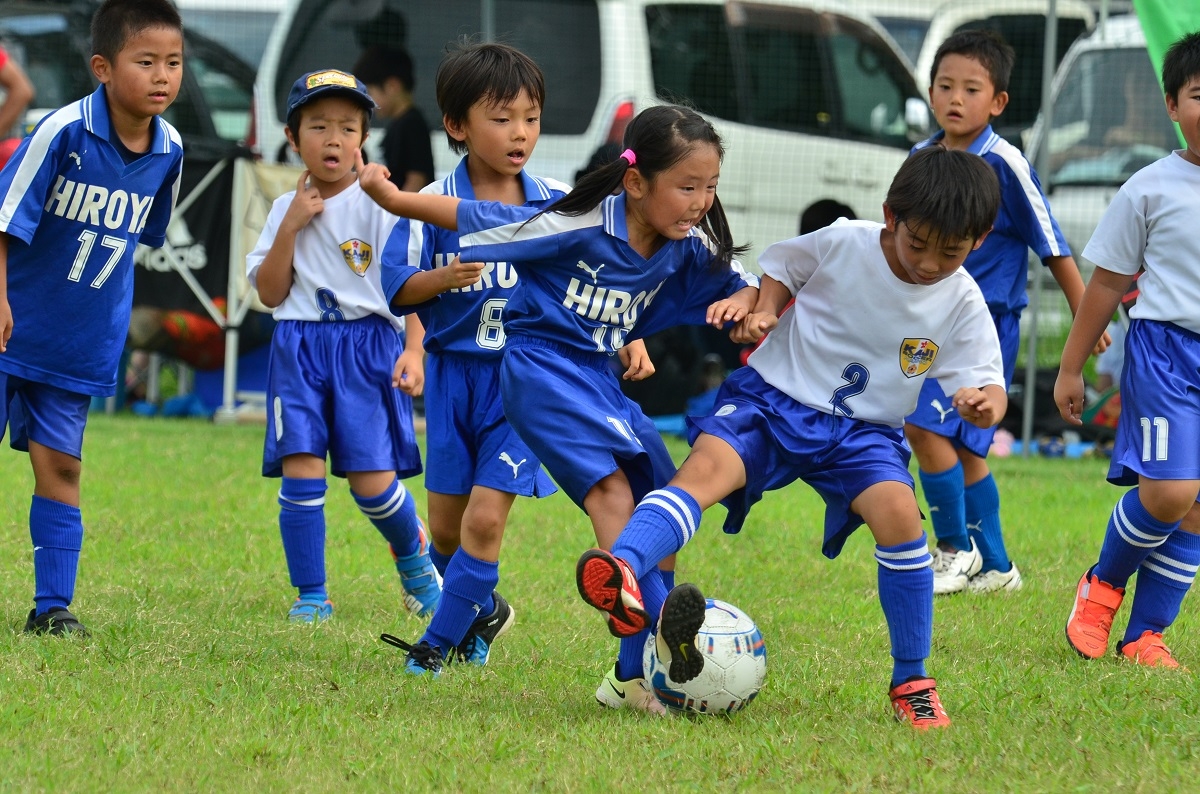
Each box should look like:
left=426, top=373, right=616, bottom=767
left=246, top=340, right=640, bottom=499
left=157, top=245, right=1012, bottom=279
left=263, top=317, right=422, bottom=479
left=687, top=367, right=913, bottom=559
left=1109, top=320, right=1200, bottom=485
left=0, top=373, right=89, bottom=458
left=424, top=352, right=556, bottom=497
left=501, top=337, right=676, bottom=509
left=904, top=310, right=1019, bottom=457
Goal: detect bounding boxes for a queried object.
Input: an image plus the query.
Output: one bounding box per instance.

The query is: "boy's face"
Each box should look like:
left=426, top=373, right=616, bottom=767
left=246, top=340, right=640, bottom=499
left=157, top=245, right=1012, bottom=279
left=1167, top=75, right=1200, bottom=167
left=286, top=96, right=368, bottom=189
left=445, top=89, right=541, bottom=179
left=928, top=54, right=1008, bottom=149
left=91, top=25, right=183, bottom=122
left=882, top=204, right=986, bottom=286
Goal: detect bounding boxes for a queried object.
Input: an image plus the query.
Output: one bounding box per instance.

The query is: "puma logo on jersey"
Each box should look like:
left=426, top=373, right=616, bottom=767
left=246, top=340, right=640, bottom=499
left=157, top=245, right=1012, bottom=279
left=44, top=176, right=155, bottom=233
left=576, top=260, right=605, bottom=281
left=68, top=152, right=83, bottom=169
left=967, top=521, right=982, bottom=534
left=499, top=451, right=526, bottom=477
left=930, top=399, right=955, bottom=423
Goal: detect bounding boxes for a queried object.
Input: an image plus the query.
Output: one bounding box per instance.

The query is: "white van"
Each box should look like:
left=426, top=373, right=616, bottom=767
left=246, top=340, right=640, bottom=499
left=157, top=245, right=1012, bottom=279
left=254, top=0, right=930, bottom=263
left=851, top=0, right=1095, bottom=147
left=1024, top=15, right=1178, bottom=262
left=176, top=0, right=284, bottom=68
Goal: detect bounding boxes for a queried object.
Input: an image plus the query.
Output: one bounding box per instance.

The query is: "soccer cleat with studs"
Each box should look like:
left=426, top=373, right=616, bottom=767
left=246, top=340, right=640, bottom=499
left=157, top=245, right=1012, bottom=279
left=380, top=634, right=444, bottom=676
left=288, top=597, right=333, bottom=623
left=931, top=538, right=983, bottom=595
left=391, top=533, right=443, bottom=618
left=1118, top=630, right=1186, bottom=670
left=1065, top=568, right=1124, bottom=659
left=967, top=561, right=1023, bottom=593
left=576, top=548, right=650, bottom=637
left=889, top=676, right=951, bottom=730
left=654, top=583, right=707, bottom=684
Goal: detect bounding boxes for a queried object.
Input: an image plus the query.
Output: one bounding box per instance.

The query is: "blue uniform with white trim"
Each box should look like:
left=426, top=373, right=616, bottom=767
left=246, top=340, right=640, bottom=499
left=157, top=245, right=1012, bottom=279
left=380, top=157, right=563, bottom=496
left=0, top=84, right=182, bottom=453
left=906, top=126, right=1070, bottom=455
left=455, top=194, right=758, bottom=506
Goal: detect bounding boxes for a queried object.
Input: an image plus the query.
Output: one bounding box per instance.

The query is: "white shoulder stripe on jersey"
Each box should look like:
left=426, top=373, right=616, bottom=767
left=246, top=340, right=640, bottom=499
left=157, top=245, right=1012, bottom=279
left=986, top=136, right=1066, bottom=258
left=460, top=205, right=602, bottom=248
left=0, top=99, right=85, bottom=231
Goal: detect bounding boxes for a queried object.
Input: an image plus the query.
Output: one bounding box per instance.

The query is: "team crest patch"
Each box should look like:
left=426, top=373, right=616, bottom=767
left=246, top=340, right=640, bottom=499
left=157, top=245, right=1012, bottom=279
left=306, top=70, right=357, bottom=90
left=340, top=239, right=372, bottom=276
left=899, top=338, right=939, bottom=378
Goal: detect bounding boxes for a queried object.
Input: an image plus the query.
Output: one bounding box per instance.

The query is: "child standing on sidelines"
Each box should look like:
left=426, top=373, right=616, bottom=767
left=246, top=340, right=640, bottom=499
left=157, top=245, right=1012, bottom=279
left=905, top=30, right=1103, bottom=595
left=0, top=0, right=185, bottom=635
left=1057, top=31, right=1200, bottom=669
left=246, top=69, right=438, bottom=623
left=578, top=146, right=1006, bottom=730
left=362, top=104, right=758, bottom=711
left=378, top=42, right=568, bottom=673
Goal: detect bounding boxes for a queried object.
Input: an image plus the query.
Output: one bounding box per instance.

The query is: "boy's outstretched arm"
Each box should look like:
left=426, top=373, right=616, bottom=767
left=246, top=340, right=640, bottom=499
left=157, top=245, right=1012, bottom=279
left=729, top=276, right=791, bottom=344
left=0, top=232, right=10, bottom=352
left=952, top=384, right=1007, bottom=428
left=1046, top=254, right=1111, bottom=354
left=357, top=149, right=460, bottom=229
left=1054, top=266, right=1133, bottom=424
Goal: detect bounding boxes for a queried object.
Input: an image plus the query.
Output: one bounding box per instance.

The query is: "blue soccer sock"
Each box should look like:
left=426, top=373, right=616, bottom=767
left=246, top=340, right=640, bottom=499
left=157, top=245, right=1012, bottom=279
left=279, top=477, right=328, bottom=600
left=429, top=544, right=453, bottom=578
left=421, top=548, right=498, bottom=654
left=353, top=477, right=423, bottom=559
left=613, top=487, right=701, bottom=578
left=1094, top=488, right=1179, bottom=589
left=659, top=567, right=675, bottom=591
left=965, top=474, right=1010, bottom=572
left=876, top=534, right=934, bottom=687
left=30, top=495, right=84, bottom=614
left=617, top=631, right=651, bottom=681
left=616, top=567, right=669, bottom=681
left=919, top=462, right=968, bottom=551
left=1122, top=528, right=1200, bottom=645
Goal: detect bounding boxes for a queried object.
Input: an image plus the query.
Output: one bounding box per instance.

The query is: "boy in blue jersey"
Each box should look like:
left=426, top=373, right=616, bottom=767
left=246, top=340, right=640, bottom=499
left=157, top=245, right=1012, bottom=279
left=0, top=0, right=185, bottom=635
left=246, top=69, right=437, bottom=624
left=1057, top=31, right=1200, bottom=669
left=906, top=30, right=1104, bottom=595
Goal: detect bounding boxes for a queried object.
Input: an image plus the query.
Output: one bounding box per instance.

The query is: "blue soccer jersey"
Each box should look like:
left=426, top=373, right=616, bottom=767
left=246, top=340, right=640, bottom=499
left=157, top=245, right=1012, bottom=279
left=456, top=192, right=758, bottom=354
left=380, top=156, right=569, bottom=357
left=913, top=126, right=1069, bottom=314
left=0, top=85, right=183, bottom=396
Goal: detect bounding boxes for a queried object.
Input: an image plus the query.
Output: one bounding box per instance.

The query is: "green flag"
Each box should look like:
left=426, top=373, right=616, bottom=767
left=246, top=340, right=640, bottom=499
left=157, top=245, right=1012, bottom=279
left=1132, top=0, right=1200, bottom=145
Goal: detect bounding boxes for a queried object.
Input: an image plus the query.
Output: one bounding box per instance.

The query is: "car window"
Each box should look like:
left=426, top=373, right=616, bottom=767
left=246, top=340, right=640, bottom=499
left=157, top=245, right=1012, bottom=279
left=877, top=16, right=929, bottom=65
left=179, top=9, right=278, bottom=68
left=646, top=5, right=737, bottom=119
left=0, top=12, right=92, bottom=118
left=186, top=47, right=254, bottom=142
left=827, top=17, right=912, bottom=145
left=1044, top=47, right=1178, bottom=186
left=274, top=0, right=599, bottom=136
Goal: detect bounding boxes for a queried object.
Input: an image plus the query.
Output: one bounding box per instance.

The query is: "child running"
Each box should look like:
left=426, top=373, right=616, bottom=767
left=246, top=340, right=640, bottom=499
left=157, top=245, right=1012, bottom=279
left=1057, top=31, right=1200, bottom=670
left=378, top=42, right=568, bottom=673
left=906, top=30, right=1102, bottom=595
left=577, top=146, right=1006, bottom=730
left=362, top=104, right=758, bottom=712
left=245, top=69, right=438, bottom=623
left=0, top=0, right=185, bottom=635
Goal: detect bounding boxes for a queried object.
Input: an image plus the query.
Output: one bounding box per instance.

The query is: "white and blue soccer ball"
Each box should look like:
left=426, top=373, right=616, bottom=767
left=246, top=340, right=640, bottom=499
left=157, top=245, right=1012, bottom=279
left=643, top=598, right=766, bottom=715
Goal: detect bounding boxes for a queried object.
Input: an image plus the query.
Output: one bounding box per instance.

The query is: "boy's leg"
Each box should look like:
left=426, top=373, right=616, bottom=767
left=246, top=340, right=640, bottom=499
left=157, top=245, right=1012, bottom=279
left=278, top=463, right=331, bottom=622
left=964, top=469, right=1022, bottom=591
left=1119, top=521, right=1200, bottom=668
left=425, top=491, right=469, bottom=577
left=349, top=471, right=440, bottom=618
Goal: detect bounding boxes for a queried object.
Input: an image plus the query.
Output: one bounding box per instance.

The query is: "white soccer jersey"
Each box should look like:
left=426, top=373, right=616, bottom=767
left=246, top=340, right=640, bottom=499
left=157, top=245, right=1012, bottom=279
left=749, top=220, right=1004, bottom=428
left=246, top=180, right=401, bottom=329
left=1082, top=151, right=1200, bottom=335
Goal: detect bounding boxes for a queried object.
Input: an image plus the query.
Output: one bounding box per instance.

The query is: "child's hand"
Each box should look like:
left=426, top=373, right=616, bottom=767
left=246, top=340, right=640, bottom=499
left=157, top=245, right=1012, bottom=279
left=1092, top=327, right=1113, bottom=356
left=1053, top=371, right=1086, bottom=426
left=952, top=386, right=998, bottom=428
left=393, top=349, right=424, bottom=396
left=730, top=311, right=778, bottom=344
left=0, top=296, right=11, bottom=353
left=441, top=256, right=486, bottom=291
left=356, top=148, right=395, bottom=204
left=283, top=170, right=323, bottom=232
left=619, top=339, right=656, bottom=381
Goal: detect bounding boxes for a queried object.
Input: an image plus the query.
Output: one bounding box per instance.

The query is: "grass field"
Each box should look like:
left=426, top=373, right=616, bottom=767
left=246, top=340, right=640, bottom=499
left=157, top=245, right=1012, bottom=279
left=1, top=416, right=1197, bottom=792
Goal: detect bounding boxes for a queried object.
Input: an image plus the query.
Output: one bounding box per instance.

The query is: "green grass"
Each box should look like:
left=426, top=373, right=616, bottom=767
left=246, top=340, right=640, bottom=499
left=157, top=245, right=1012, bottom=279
left=1, top=416, right=1197, bottom=791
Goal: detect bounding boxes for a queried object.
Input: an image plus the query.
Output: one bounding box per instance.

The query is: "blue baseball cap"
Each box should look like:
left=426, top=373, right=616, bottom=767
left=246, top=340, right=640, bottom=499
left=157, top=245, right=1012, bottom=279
left=286, top=69, right=377, bottom=122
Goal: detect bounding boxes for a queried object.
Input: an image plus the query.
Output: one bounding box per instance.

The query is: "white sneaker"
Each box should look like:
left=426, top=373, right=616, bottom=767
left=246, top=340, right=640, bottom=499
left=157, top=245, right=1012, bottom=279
left=931, top=538, right=983, bottom=595
left=595, top=663, right=667, bottom=716
left=967, top=561, right=1023, bottom=593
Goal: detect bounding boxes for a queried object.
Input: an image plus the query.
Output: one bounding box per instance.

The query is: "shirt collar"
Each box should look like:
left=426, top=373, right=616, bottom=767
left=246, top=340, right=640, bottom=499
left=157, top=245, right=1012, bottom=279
left=925, top=124, right=1000, bottom=155
left=447, top=155, right=557, bottom=202
left=601, top=192, right=629, bottom=242
left=80, top=84, right=173, bottom=155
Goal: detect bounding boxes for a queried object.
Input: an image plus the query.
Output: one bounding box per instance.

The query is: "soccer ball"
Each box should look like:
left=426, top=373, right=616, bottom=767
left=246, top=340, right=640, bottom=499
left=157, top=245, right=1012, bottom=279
left=643, top=598, right=766, bottom=715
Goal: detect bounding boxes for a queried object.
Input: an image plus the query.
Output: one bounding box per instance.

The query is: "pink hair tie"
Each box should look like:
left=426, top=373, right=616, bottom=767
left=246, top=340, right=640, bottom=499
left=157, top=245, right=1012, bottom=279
left=620, top=148, right=636, bottom=166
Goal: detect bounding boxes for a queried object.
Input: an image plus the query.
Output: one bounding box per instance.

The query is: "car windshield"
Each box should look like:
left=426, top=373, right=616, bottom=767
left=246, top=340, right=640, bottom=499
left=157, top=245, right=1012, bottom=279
left=1044, top=47, right=1180, bottom=187
left=876, top=16, right=929, bottom=65
left=180, top=9, right=278, bottom=68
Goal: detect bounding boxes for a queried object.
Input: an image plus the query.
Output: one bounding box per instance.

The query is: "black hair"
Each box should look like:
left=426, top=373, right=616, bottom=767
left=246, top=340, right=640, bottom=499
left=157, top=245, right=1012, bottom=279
left=1163, top=31, right=1200, bottom=100
left=92, top=0, right=182, bottom=62
left=800, top=199, right=855, bottom=235
left=353, top=46, right=416, bottom=93
left=886, top=146, right=999, bottom=243
left=930, top=29, right=1015, bottom=95
left=435, top=40, right=546, bottom=155
left=543, top=105, right=747, bottom=270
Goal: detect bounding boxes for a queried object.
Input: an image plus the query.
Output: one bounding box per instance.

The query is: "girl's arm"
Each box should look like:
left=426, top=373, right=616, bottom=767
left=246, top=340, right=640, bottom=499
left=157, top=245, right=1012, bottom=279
left=356, top=149, right=460, bottom=229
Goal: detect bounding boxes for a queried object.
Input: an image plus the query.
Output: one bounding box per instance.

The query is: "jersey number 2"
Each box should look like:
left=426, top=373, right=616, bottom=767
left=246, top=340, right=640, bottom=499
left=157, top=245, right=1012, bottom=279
left=830, top=363, right=869, bottom=417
